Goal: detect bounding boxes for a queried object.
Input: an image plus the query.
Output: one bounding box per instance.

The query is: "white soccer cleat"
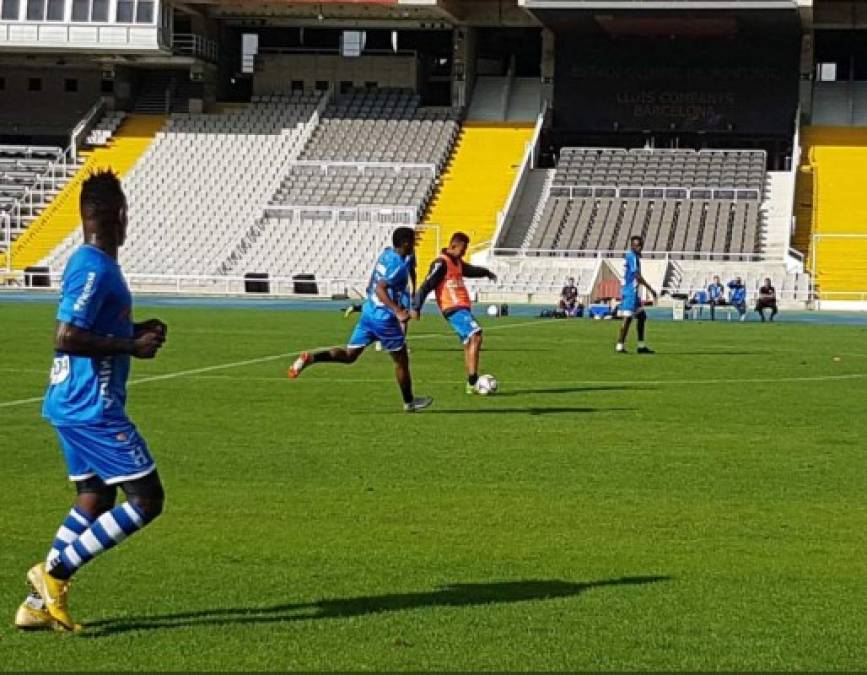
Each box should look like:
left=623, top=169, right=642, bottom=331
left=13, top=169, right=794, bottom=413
left=404, top=396, right=433, bottom=412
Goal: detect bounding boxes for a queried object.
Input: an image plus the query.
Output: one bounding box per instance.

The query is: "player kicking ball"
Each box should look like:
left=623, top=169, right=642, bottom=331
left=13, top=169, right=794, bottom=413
left=412, top=231, right=497, bottom=394
left=289, top=227, right=432, bottom=412
left=16, top=170, right=167, bottom=632
left=616, top=235, right=658, bottom=354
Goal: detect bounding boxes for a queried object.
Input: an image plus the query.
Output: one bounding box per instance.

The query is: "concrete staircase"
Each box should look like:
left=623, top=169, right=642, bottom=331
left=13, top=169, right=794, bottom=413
left=417, top=122, right=535, bottom=272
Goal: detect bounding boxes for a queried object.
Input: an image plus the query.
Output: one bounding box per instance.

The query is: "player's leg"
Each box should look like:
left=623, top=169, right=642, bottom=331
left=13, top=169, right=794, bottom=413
left=313, top=346, right=364, bottom=364
left=616, top=315, right=632, bottom=353
left=770, top=304, right=778, bottom=321
left=380, top=316, right=431, bottom=411
left=389, top=346, right=432, bottom=412
left=636, top=309, right=654, bottom=354
left=464, top=332, right=483, bottom=393
left=41, top=471, right=164, bottom=580
left=446, top=310, right=483, bottom=393
left=289, top=316, right=370, bottom=377
left=26, top=423, right=161, bottom=631
left=17, top=477, right=116, bottom=630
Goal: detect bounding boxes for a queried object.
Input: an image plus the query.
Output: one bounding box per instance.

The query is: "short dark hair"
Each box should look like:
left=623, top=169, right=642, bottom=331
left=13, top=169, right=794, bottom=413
left=392, top=226, right=415, bottom=249
left=630, top=235, right=643, bottom=245
left=80, top=169, right=125, bottom=226
left=450, top=232, right=470, bottom=246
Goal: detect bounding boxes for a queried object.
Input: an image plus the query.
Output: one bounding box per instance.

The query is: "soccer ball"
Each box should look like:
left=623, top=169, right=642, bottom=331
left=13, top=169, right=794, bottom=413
left=487, top=304, right=500, bottom=317
left=477, top=374, right=499, bottom=395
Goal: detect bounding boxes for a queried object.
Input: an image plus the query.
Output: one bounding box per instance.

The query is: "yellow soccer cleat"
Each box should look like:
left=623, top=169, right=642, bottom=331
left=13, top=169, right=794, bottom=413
left=26, top=563, right=79, bottom=632
left=14, top=598, right=53, bottom=631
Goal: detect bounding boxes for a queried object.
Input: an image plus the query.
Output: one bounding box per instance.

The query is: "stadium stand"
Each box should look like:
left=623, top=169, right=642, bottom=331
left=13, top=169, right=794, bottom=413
left=43, top=93, right=321, bottom=277
left=300, top=88, right=458, bottom=167
left=218, top=88, right=460, bottom=283
left=85, top=112, right=127, bottom=147
left=0, top=144, right=70, bottom=224
left=796, top=127, right=867, bottom=302
left=4, top=115, right=165, bottom=271
left=497, top=148, right=767, bottom=259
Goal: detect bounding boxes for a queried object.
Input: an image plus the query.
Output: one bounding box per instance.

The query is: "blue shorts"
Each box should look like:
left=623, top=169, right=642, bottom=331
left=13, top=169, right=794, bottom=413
left=54, top=418, right=156, bottom=485
left=620, top=291, right=644, bottom=317
left=447, top=308, right=482, bottom=345
left=399, top=291, right=412, bottom=310
left=348, top=311, right=406, bottom=352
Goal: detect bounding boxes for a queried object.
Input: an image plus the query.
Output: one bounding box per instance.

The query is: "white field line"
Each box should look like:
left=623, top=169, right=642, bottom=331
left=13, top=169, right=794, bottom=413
left=180, top=373, right=867, bottom=386
left=0, top=319, right=557, bottom=409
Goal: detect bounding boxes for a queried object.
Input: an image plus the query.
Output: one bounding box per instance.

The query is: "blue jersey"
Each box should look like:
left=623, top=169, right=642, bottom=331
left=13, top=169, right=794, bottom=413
left=708, top=283, right=725, bottom=302
left=728, top=282, right=747, bottom=305
left=43, top=245, right=134, bottom=427
left=623, top=250, right=641, bottom=294
left=363, top=247, right=411, bottom=320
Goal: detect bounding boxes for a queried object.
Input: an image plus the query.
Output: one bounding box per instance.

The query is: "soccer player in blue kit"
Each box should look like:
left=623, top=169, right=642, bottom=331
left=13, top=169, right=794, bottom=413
left=616, top=235, right=658, bottom=354
left=16, top=171, right=168, bottom=632
left=289, top=226, right=432, bottom=412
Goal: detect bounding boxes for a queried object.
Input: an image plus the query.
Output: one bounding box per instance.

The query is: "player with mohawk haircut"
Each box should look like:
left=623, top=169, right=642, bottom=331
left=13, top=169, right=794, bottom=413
left=15, top=169, right=168, bottom=632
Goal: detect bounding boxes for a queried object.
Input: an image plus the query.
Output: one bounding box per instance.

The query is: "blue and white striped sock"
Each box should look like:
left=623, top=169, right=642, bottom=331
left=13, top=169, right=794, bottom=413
left=54, top=502, right=149, bottom=578
left=27, top=507, right=94, bottom=608
left=46, top=506, right=93, bottom=569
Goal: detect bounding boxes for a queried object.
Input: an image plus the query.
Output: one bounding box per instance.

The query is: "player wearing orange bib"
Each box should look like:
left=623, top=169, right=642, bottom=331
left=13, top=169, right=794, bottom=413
left=412, top=232, right=497, bottom=394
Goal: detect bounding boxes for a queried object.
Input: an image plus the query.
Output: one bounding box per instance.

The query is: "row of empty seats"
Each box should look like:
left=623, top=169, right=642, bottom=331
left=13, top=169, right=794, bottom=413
left=300, top=88, right=459, bottom=167
left=232, top=218, right=393, bottom=283
left=554, top=147, right=766, bottom=192
left=268, top=165, right=434, bottom=210
left=43, top=96, right=322, bottom=276
left=502, top=146, right=768, bottom=261
left=1, top=144, right=72, bottom=220
left=528, top=196, right=761, bottom=258
left=86, top=111, right=126, bottom=146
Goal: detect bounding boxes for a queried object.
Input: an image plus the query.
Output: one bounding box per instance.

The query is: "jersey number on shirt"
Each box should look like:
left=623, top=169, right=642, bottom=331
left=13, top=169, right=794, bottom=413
left=50, top=355, right=70, bottom=385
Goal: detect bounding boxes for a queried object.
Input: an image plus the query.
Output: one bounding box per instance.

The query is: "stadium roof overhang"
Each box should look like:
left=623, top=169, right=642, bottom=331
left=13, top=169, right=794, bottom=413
left=194, top=1, right=539, bottom=27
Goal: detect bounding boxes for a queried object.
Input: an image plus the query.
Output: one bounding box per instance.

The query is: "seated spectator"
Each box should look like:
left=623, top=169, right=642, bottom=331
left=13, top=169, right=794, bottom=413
left=559, top=277, right=583, bottom=317
left=707, top=275, right=727, bottom=321
left=755, top=277, right=778, bottom=322
left=727, top=276, right=747, bottom=321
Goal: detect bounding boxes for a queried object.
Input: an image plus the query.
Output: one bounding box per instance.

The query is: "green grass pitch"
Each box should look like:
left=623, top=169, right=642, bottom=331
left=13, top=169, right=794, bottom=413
left=1, top=300, right=866, bottom=671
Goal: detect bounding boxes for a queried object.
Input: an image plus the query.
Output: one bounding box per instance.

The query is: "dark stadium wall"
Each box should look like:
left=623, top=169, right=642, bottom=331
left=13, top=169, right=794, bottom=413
left=0, top=65, right=102, bottom=143
left=538, top=11, right=801, bottom=141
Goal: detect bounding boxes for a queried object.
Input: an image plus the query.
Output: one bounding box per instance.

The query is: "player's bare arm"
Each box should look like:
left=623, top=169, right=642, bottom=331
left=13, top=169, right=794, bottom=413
left=56, top=321, right=165, bottom=359
left=636, top=274, right=658, bottom=300
left=376, top=280, right=410, bottom=322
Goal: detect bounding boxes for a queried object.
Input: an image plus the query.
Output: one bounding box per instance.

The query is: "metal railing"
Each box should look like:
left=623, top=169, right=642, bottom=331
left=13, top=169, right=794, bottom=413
left=491, top=247, right=767, bottom=262
left=171, top=33, right=218, bottom=62
left=548, top=184, right=762, bottom=201
left=286, top=160, right=437, bottom=177
left=263, top=204, right=420, bottom=226
left=69, top=99, right=106, bottom=162
left=493, top=102, right=546, bottom=246
left=1, top=212, right=10, bottom=273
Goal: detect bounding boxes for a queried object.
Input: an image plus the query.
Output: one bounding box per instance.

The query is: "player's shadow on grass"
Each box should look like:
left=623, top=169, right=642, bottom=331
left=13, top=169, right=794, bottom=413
left=83, top=576, right=670, bottom=637
left=425, top=406, right=636, bottom=416
left=496, top=385, right=654, bottom=397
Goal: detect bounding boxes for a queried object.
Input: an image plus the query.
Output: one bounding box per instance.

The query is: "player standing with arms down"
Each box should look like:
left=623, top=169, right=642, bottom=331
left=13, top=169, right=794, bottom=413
left=616, top=235, right=658, bottom=354
left=288, top=226, right=432, bottom=412
left=412, top=232, right=497, bottom=394
left=16, top=171, right=167, bottom=632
